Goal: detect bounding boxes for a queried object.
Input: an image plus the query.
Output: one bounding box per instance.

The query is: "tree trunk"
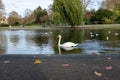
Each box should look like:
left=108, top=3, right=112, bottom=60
left=71, top=25, right=75, bottom=28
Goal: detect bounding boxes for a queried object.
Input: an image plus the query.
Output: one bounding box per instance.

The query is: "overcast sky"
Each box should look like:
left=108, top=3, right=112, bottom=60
left=3, top=0, right=53, bottom=17
left=3, top=0, right=103, bottom=17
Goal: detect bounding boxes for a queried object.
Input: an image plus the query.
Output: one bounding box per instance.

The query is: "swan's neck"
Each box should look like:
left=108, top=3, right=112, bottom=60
left=58, top=36, right=61, bottom=46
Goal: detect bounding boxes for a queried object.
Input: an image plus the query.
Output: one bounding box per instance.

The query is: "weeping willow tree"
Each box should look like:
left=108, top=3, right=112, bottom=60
left=53, top=0, right=83, bottom=27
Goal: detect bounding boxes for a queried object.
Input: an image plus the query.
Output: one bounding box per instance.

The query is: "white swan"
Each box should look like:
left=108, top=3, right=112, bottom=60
left=58, top=35, right=78, bottom=48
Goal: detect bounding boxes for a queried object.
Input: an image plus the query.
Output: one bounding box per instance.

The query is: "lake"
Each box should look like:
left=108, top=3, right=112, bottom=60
left=0, top=28, right=120, bottom=55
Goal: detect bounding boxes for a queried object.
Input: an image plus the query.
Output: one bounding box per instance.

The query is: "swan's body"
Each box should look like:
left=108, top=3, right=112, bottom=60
left=59, top=42, right=77, bottom=47
left=58, top=35, right=78, bottom=48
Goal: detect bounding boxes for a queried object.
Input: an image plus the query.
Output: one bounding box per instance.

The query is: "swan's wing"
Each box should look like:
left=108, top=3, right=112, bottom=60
left=65, top=42, right=78, bottom=46
left=60, top=42, right=78, bottom=47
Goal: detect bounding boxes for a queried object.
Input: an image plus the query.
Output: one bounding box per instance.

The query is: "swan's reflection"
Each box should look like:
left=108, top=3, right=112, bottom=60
left=58, top=46, right=61, bottom=55
left=61, top=47, right=76, bottom=51
left=58, top=46, right=77, bottom=54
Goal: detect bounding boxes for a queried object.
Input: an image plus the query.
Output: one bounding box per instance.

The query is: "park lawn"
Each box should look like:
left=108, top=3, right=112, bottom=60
left=86, top=26, right=120, bottom=29
left=0, top=27, right=9, bottom=30
left=22, top=24, right=41, bottom=28
left=0, top=24, right=120, bottom=30
left=0, top=24, right=42, bottom=30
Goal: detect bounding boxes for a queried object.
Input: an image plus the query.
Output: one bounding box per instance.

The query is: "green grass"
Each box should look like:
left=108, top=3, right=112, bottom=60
left=0, top=24, right=42, bottom=30
left=0, top=27, right=9, bottom=30
left=87, top=26, right=120, bottom=29
left=22, top=24, right=41, bottom=28
left=82, top=24, right=120, bottom=29
left=0, top=24, right=120, bottom=30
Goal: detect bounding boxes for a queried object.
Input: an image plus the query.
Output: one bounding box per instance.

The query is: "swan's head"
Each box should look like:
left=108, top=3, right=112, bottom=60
left=57, top=35, right=61, bottom=38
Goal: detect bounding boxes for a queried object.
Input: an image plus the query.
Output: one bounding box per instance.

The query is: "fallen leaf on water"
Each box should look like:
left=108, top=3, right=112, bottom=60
left=82, top=64, right=87, bottom=66
left=94, top=71, right=102, bottom=77
left=34, top=56, right=37, bottom=58
left=105, top=66, right=112, bottom=70
left=61, top=64, right=69, bottom=67
left=3, top=61, right=11, bottom=64
left=34, top=60, right=41, bottom=64
left=107, top=57, right=112, bottom=60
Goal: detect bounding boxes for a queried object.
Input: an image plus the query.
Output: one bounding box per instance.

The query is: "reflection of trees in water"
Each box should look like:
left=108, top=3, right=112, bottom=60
left=0, top=46, right=6, bottom=54
left=0, top=29, right=119, bottom=55
left=34, top=34, right=49, bottom=46
left=0, top=32, right=7, bottom=54
left=84, top=29, right=120, bottom=41
left=10, top=35, right=19, bottom=46
left=53, top=28, right=120, bottom=54
left=68, top=29, right=83, bottom=43
left=84, top=29, right=120, bottom=50
left=102, top=41, right=120, bottom=48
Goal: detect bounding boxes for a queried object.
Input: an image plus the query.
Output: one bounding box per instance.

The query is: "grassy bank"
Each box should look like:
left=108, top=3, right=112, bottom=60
left=0, top=24, right=41, bottom=30
left=82, top=24, right=120, bottom=29
left=0, top=24, right=120, bottom=30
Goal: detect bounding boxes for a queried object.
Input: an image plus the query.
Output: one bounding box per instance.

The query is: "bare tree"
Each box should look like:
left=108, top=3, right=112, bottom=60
left=24, top=9, right=33, bottom=17
left=83, top=0, right=92, bottom=12
left=22, top=9, right=35, bottom=25
left=0, top=0, right=7, bottom=24
left=103, top=0, right=120, bottom=11
left=0, top=0, right=5, bottom=23
left=0, top=0, right=4, bottom=11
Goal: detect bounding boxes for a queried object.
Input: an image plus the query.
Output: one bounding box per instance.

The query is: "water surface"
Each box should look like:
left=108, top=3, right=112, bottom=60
left=0, top=29, right=120, bottom=55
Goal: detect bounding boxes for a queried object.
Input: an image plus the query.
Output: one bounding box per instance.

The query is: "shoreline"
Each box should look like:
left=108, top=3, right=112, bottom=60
left=0, top=24, right=120, bottom=31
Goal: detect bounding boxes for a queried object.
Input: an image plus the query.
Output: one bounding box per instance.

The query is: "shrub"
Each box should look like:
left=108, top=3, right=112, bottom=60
left=104, top=18, right=112, bottom=24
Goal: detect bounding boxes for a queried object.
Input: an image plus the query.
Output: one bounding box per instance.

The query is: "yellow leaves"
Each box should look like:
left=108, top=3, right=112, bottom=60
left=93, top=57, right=113, bottom=77
left=94, top=71, right=102, bottom=77
left=105, top=66, right=113, bottom=70
left=34, top=59, right=42, bottom=64
left=107, top=57, right=112, bottom=60
left=94, top=65, right=113, bottom=77
left=104, top=18, right=112, bottom=24
left=82, top=63, right=87, bottom=67
left=2, top=59, right=42, bottom=65
left=2, top=61, right=11, bottom=64
left=114, top=10, right=120, bottom=16
left=61, top=64, right=69, bottom=67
